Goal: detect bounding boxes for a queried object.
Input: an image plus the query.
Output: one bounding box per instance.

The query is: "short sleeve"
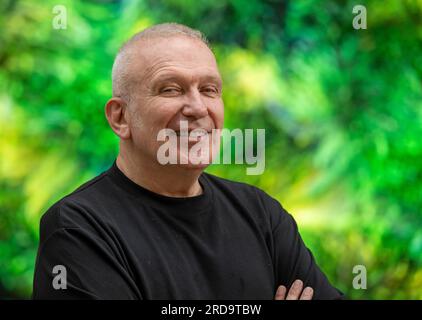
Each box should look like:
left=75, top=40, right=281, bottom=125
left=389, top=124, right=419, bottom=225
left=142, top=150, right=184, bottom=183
left=32, top=202, right=142, bottom=300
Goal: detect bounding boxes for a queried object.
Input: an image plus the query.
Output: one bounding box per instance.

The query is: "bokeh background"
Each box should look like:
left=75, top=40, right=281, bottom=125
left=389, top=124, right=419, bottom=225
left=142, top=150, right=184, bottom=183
left=1, top=0, right=422, bottom=299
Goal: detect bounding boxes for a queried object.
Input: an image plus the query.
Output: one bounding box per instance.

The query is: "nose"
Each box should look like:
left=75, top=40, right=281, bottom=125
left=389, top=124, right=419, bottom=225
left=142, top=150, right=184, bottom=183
left=181, top=90, right=208, bottom=119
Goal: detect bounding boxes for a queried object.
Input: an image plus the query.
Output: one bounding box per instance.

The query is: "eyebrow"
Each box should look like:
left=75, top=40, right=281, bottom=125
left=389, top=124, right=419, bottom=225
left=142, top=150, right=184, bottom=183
left=151, top=72, right=222, bottom=88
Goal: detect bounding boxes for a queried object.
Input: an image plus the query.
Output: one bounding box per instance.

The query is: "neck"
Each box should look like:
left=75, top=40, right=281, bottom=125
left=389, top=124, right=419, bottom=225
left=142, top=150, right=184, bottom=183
left=116, top=148, right=204, bottom=198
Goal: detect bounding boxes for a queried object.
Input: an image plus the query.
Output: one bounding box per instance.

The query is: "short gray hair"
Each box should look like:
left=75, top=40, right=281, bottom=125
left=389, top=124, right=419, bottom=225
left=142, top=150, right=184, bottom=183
left=111, top=23, right=210, bottom=100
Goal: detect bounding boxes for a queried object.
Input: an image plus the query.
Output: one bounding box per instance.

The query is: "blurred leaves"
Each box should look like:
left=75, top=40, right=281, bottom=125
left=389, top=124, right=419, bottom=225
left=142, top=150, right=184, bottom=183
left=0, top=0, right=421, bottom=299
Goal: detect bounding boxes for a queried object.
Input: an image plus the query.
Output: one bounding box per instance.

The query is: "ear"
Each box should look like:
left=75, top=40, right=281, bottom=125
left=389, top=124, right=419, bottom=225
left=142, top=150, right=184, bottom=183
left=105, top=97, right=131, bottom=139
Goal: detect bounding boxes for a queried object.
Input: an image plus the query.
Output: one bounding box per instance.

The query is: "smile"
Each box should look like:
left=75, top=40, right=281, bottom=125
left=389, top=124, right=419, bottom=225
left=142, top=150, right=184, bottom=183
left=175, top=130, right=211, bottom=137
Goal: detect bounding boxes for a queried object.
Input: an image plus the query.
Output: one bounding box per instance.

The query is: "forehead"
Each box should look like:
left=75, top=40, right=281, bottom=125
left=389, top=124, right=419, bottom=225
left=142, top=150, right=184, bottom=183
left=131, top=36, right=221, bottom=82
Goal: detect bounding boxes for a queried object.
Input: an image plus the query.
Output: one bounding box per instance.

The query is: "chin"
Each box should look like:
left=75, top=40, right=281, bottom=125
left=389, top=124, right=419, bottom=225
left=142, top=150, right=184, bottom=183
left=181, top=162, right=211, bottom=171
left=177, top=153, right=213, bottom=170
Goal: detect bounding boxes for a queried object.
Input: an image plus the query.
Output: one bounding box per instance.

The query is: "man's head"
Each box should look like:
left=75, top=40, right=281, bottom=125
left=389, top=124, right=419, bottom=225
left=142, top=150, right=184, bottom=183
left=106, top=23, right=224, bottom=170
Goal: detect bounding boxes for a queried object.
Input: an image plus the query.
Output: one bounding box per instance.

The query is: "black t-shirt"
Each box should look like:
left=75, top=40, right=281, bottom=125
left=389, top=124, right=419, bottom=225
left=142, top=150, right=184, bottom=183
left=33, top=162, right=344, bottom=300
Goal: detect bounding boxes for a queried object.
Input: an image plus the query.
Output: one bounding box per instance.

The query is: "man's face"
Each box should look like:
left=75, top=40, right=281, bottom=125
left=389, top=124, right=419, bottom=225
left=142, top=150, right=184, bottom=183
left=125, top=36, right=224, bottom=169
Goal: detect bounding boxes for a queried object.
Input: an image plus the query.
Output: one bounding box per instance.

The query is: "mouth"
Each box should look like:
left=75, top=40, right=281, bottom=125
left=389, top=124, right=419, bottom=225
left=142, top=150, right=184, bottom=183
left=174, top=129, right=212, bottom=137
left=173, top=129, right=212, bottom=146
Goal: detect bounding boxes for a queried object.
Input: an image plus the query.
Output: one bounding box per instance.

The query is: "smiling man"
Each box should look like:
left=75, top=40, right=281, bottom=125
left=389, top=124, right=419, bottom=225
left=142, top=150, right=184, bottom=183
left=33, top=23, right=344, bottom=300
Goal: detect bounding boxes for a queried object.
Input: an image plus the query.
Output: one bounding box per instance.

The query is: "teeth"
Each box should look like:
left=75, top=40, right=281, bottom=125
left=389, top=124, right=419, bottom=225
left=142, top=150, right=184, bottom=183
left=175, top=130, right=210, bottom=137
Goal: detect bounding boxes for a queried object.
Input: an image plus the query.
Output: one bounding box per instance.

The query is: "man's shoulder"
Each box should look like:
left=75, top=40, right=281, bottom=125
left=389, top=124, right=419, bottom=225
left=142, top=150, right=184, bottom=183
left=39, top=170, right=112, bottom=240
left=202, top=172, right=280, bottom=208
left=50, top=169, right=110, bottom=209
left=202, top=172, right=292, bottom=227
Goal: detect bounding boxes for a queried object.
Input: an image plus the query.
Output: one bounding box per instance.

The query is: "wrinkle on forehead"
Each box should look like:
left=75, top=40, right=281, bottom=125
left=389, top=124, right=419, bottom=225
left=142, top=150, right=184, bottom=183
left=125, top=36, right=220, bottom=89
left=144, top=63, right=222, bottom=87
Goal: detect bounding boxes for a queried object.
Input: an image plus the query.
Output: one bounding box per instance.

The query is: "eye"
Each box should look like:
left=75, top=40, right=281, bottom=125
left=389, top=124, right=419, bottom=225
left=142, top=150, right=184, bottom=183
left=201, top=86, right=219, bottom=95
left=160, top=87, right=182, bottom=95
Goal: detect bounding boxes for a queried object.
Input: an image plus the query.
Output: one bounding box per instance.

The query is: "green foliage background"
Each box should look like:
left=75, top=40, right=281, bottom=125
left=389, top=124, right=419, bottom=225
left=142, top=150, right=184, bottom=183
left=1, top=0, right=421, bottom=299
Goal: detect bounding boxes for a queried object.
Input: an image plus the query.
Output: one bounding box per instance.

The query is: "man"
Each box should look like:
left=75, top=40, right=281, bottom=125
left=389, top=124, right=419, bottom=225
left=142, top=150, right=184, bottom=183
left=33, top=23, right=344, bottom=300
